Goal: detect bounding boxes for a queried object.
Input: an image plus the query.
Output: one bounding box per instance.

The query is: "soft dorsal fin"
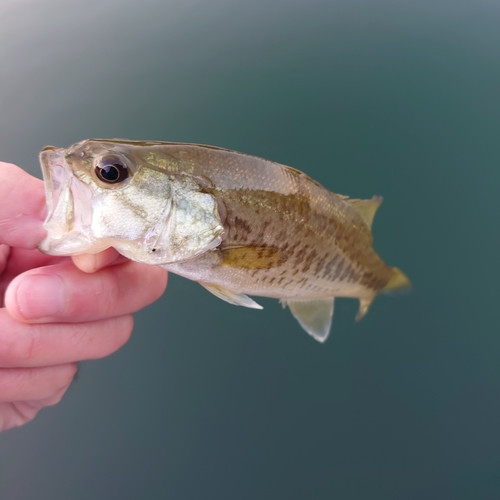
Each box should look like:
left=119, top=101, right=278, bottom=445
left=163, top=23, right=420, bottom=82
left=282, top=298, right=335, bottom=342
left=382, top=267, right=412, bottom=294
left=348, top=196, right=383, bottom=230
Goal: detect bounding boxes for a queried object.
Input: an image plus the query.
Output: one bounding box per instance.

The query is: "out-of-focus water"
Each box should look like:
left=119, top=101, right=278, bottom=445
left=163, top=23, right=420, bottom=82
left=1, top=0, right=500, bottom=498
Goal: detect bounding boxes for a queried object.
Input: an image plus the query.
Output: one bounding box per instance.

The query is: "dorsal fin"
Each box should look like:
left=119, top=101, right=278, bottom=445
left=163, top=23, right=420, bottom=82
left=348, top=196, right=383, bottom=230
left=382, top=267, right=412, bottom=294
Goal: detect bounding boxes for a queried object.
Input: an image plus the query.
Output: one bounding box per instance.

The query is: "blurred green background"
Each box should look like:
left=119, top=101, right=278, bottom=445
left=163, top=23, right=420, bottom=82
left=1, top=0, right=499, bottom=498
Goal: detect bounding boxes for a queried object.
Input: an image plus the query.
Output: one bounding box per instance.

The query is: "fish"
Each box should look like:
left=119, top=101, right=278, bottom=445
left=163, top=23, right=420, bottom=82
left=38, top=139, right=411, bottom=342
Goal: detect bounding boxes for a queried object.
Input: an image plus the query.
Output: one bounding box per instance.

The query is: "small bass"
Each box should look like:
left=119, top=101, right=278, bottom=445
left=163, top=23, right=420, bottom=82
left=39, top=139, right=411, bottom=342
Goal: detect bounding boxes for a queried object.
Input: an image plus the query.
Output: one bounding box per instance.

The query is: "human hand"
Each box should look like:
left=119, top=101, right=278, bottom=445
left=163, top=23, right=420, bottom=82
left=0, top=162, right=167, bottom=431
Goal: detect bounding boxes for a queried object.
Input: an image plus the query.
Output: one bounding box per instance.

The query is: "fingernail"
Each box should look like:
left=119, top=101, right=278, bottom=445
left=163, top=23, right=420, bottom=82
left=16, top=274, right=65, bottom=319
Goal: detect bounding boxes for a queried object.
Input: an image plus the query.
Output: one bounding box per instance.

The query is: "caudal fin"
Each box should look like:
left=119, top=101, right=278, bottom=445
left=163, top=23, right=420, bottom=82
left=356, top=267, right=411, bottom=322
left=382, top=267, right=412, bottom=294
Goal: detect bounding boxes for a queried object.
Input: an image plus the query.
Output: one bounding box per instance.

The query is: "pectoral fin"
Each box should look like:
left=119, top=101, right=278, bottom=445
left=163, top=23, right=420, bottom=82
left=200, top=283, right=263, bottom=309
left=282, top=298, right=335, bottom=342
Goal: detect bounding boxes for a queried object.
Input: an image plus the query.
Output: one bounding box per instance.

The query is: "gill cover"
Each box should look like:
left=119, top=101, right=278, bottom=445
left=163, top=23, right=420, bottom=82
left=113, top=173, right=225, bottom=265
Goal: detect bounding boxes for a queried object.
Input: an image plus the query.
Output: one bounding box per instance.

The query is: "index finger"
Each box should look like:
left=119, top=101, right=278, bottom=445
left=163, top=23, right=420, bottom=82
left=0, top=162, right=47, bottom=249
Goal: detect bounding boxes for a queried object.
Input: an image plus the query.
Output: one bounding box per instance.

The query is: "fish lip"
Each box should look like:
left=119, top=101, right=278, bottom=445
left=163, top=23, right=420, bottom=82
left=39, top=148, right=67, bottom=221
left=39, top=147, right=98, bottom=255
left=38, top=147, right=72, bottom=254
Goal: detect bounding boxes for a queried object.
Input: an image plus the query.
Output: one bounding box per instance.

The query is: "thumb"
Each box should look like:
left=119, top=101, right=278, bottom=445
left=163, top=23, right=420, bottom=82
left=0, top=162, right=47, bottom=249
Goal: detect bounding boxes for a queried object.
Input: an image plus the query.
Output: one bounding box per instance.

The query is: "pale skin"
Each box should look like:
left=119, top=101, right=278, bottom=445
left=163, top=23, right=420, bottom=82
left=0, top=162, right=167, bottom=431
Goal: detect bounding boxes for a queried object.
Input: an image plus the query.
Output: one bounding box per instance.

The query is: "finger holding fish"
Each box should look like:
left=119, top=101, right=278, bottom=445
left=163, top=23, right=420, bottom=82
left=5, top=259, right=167, bottom=324
left=71, top=247, right=128, bottom=273
left=0, top=160, right=170, bottom=431
left=0, top=162, right=47, bottom=250
left=0, top=247, right=63, bottom=306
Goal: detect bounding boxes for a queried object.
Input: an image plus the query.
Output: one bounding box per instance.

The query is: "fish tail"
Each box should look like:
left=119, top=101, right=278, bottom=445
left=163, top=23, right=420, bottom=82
left=381, top=267, right=412, bottom=294
left=356, top=267, right=411, bottom=322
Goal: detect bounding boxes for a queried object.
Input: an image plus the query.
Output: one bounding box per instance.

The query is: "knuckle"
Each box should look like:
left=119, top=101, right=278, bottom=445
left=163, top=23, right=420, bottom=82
left=132, top=265, right=168, bottom=305
left=108, top=315, right=134, bottom=352
left=151, top=269, right=168, bottom=301
left=99, top=268, right=122, bottom=316
left=47, top=384, right=70, bottom=406
left=0, top=368, right=30, bottom=398
left=110, top=315, right=134, bottom=353
left=61, top=362, right=79, bottom=385
left=0, top=314, right=40, bottom=365
left=3, top=401, right=39, bottom=430
left=47, top=392, right=64, bottom=406
left=121, top=315, right=135, bottom=342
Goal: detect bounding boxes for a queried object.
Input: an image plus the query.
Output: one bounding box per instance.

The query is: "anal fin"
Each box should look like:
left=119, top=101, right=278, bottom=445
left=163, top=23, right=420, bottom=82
left=200, top=283, right=263, bottom=310
left=356, top=297, right=374, bottom=322
left=282, top=298, right=335, bottom=343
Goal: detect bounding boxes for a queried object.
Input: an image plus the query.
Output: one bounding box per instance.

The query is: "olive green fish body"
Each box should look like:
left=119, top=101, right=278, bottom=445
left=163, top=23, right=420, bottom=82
left=39, top=139, right=410, bottom=342
left=131, top=143, right=393, bottom=298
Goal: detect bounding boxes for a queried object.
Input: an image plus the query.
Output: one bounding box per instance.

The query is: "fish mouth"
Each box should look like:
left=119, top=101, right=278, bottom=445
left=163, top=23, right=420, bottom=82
left=38, top=147, right=95, bottom=255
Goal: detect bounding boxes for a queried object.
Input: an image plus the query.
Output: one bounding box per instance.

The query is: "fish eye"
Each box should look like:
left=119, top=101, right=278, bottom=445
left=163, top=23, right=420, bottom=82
left=95, top=157, right=129, bottom=184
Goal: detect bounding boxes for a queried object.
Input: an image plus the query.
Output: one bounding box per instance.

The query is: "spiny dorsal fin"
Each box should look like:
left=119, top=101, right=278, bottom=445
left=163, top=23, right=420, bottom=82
left=348, top=196, right=383, bottom=230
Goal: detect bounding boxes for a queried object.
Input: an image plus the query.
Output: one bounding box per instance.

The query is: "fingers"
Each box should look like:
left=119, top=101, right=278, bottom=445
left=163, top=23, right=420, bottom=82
left=0, top=162, right=47, bottom=249
left=0, top=363, right=77, bottom=402
left=5, top=259, right=167, bottom=323
left=0, top=399, right=53, bottom=431
left=0, top=364, right=76, bottom=431
left=0, top=310, right=134, bottom=367
left=71, top=248, right=128, bottom=273
left=0, top=245, right=10, bottom=275
left=2, top=247, right=64, bottom=279
left=0, top=248, right=65, bottom=307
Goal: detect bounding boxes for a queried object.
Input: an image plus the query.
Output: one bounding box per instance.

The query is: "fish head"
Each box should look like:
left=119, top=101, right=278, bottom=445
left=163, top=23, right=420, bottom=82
left=39, top=139, right=224, bottom=265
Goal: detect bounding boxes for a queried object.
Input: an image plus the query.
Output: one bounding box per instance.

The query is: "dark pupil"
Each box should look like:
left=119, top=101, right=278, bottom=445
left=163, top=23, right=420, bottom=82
left=96, top=162, right=128, bottom=183
left=100, top=164, right=120, bottom=181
